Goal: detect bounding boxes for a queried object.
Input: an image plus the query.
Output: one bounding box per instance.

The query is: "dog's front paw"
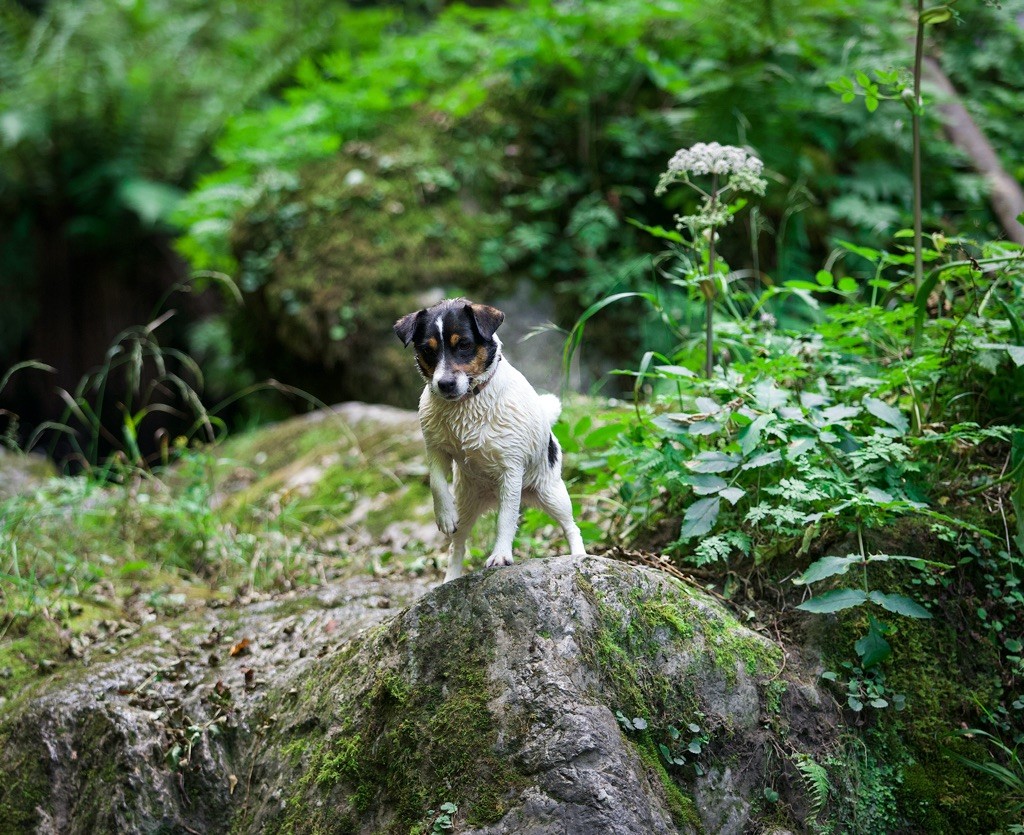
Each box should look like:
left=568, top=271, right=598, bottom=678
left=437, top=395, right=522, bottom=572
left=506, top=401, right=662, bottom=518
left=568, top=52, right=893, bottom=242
left=435, top=506, right=459, bottom=536
left=485, top=552, right=515, bottom=568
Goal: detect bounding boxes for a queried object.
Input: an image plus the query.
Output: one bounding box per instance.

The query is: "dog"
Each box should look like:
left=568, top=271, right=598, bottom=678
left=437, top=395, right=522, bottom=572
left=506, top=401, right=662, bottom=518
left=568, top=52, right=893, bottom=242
left=394, top=298, right=586, bottom=581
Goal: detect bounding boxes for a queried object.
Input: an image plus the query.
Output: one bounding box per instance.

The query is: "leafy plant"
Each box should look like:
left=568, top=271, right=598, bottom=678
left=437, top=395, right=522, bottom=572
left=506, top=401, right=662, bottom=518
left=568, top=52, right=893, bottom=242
left=794, top=752, right=831, bottom=827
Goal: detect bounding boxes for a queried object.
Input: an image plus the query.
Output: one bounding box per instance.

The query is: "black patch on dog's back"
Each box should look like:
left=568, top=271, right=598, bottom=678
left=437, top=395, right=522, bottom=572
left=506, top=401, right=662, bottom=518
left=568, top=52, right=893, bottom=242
left=547, top=434, right=559, bottom=468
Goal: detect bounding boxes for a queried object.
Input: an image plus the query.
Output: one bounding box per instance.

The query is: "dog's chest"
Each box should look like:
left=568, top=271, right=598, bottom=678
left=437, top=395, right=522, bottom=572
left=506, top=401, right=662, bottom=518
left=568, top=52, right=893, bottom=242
left=420, top=382, right=544, bottom=477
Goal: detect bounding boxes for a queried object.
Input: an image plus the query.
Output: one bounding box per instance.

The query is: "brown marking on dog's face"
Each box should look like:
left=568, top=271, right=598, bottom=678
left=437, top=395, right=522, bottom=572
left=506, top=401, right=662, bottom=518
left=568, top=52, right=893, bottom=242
left=450, top=333, right=461, bottom=347
left=450, top=344, right=490, bottom=378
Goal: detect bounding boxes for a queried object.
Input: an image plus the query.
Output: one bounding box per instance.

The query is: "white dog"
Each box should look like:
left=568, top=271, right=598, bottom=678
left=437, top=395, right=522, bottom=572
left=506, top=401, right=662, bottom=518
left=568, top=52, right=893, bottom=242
left=394, top=298, right=586, bottom=581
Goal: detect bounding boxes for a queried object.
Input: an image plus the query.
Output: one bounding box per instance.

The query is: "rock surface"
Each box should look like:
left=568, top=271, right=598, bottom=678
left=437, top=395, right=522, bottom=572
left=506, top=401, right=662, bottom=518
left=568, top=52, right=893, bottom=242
left=0, top=555, right=839, bottom=834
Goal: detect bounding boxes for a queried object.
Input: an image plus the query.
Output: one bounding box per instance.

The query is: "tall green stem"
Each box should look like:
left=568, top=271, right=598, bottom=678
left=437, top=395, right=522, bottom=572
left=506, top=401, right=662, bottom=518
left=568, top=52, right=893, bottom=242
left=912, top=0, right=925, bottom=292
left=704, top=175, right=718, bottom=378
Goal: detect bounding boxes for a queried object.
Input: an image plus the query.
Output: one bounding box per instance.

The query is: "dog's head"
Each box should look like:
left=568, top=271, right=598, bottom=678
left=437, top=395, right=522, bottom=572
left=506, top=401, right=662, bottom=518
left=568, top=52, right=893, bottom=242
left=394, top=298, right=504, bottom=401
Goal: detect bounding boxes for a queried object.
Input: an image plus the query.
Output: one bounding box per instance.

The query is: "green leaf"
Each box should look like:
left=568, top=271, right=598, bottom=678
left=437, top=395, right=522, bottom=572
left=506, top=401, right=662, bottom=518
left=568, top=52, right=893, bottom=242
left=652, top=364, right=697, bottom=378
left=868, top=591, right=932, bottom=618
left=855, top=619, right=892, bottom=668
left=680, top=497, right=721, bottom=539
left=920, top=5, right=953, bottom=24
left=719, top=487, right=746, bottom=506
left=584, top=424, right=627, bottom=448
left=863, top=397, right=908, bottom=433
left=855, top=70, right=871, bottom=88
left=687, top=474, right=728, bottom=495
left=687, top=452, right=742, bottom=474
left=795, top=555, right=863, bottom=585
left=740, top=414, right=771, bottom=456
left=625, top=218, right=686, bottom=243
left=837, top=277, right=859, bottom=293
left=796, top=589, right=868, bottom=614
left=848, top=696, right=864, bottom=711
left=741, top=450, right=782, bottom=470
left=865, top=94, right=879, bottom=112
left=815, top=269, right=834, bottom=287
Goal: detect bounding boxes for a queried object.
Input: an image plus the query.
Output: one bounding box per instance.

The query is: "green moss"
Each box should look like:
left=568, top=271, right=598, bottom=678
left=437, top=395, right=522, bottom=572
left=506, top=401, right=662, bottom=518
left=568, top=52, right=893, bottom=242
left=259, top=598, right=530, bottom=835
left=229, top=113, right=507, bottom=408
left=0, top=725, right=48, bottom=835
left=635, top=737, right=703, bottom=832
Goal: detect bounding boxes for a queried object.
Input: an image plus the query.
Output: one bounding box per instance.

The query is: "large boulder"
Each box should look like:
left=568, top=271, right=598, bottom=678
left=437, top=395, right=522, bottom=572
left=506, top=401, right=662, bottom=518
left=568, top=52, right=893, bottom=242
left=0, top=555, right=838, bottom=834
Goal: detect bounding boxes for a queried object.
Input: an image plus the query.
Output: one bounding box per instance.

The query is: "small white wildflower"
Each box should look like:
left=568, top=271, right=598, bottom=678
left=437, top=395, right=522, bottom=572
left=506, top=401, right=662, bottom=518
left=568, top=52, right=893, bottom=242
left=656, top=142, right=766, bottom=196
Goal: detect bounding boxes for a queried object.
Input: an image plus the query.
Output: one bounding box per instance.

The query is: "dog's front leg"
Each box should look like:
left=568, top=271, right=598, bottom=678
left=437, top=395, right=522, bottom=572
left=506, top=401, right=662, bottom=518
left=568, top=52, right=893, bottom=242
left=486, top=468, right=523, bottom=568
left=427, top=447, right=458, bottom=536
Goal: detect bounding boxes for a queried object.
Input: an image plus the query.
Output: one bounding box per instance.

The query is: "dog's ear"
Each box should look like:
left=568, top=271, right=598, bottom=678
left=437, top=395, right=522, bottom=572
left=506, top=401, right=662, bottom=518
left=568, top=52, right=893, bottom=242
left=467, top=303, right=504, bottom=340
left=394, top=310, right=424, bottom=347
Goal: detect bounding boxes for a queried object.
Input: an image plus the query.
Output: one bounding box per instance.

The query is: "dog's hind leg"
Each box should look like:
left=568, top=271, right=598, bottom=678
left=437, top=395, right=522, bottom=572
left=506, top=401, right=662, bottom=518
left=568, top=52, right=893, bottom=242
left=534, top=478, right=587, bottom=557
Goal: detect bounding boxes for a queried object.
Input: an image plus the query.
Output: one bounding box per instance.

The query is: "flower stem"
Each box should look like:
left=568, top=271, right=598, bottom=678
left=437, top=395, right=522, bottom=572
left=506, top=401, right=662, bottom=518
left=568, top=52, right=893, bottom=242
left=705, top=175, right=718, bottom=378
left=912, top=0, right=925, bottom=292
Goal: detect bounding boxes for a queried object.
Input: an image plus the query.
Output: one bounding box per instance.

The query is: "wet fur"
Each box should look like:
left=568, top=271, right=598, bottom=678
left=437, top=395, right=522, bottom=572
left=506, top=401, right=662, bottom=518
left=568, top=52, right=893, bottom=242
left=394, top=298, right=587, bottom=581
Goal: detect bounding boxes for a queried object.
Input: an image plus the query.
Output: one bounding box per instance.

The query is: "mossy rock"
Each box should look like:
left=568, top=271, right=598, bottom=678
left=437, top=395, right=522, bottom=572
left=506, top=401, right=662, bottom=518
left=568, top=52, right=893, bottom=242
left=0, top=555, right=842, bottom=835
left=228, top=114, right=508, bottom=408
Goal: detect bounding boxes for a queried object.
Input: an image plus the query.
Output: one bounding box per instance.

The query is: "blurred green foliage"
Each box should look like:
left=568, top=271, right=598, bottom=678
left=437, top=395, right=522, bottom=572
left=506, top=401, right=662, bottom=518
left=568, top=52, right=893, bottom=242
left=0, top=0, right=341, bottom=357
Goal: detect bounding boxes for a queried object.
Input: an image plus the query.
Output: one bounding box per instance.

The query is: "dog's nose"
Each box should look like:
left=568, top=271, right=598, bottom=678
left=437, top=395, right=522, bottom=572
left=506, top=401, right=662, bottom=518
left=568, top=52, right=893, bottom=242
left=437, top=379, right=458, bottom=396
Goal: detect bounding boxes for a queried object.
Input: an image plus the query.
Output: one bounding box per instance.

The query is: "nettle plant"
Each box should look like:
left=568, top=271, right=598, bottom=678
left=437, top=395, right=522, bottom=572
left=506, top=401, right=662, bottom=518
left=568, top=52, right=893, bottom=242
left=608, top=365, right=996, bottom=681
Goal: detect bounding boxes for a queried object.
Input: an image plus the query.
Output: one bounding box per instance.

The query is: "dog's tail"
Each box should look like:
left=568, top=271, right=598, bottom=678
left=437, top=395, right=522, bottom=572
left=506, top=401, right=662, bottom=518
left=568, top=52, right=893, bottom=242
left=538, top=393, right=562, bottom=427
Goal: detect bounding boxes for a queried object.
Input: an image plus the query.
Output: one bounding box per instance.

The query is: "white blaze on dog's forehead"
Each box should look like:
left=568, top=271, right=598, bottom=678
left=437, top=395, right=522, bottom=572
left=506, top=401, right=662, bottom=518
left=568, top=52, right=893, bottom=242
left=432, top=316, right=447, bottom=378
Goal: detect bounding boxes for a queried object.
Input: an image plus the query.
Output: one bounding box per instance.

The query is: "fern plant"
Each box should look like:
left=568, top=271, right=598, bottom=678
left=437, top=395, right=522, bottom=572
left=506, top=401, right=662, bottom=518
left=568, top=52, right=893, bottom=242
left=793, top=752, right=831, bottom=828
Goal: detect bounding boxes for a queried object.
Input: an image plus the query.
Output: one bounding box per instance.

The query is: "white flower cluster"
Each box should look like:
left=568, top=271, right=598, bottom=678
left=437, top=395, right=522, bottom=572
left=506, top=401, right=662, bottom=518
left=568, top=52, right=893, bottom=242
left=668, top=142, right=763, bottom=177
left=656, top=142, right=767, bottom=197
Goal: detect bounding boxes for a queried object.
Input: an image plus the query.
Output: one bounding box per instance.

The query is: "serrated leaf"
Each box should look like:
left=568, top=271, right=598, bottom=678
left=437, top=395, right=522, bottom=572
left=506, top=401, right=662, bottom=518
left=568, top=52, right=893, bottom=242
left=753, top=379, right=788, bottom=410
left=740, top=414, right=771, bottom=456
left=868, top=591, right=932, bottom=618
left=719, top=487, right=746, bottom=506
left=855, top=624, right=892, bottom=668
left=741, top=450, right=782, bottom=470
left=687, top=419, right=724, bottom=436
left=820, top=404, right=861, bottom=424
left=796, top=588, right=868, bottom=614
left=687, top=474, right=728, bottom=495
left=863, top=396, right=908, bottom=433
left=795, top=555, right=863, bottom=585
left=681, top=497, right=720, bottom=539
left=864, top=486, right=894, bottom=503
left=788, top=437, right=817, bottom=459
left=632, top=717, right=648, bottom=730
left=687, top=451, right=742, bottom=473
left=651, top=414, right=691, bottom=435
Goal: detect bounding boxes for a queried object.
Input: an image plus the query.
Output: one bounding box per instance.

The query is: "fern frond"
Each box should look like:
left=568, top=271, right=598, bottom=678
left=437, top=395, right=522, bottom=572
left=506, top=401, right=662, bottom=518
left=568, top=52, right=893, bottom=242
left=794, top=752, right=830, bottom=825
